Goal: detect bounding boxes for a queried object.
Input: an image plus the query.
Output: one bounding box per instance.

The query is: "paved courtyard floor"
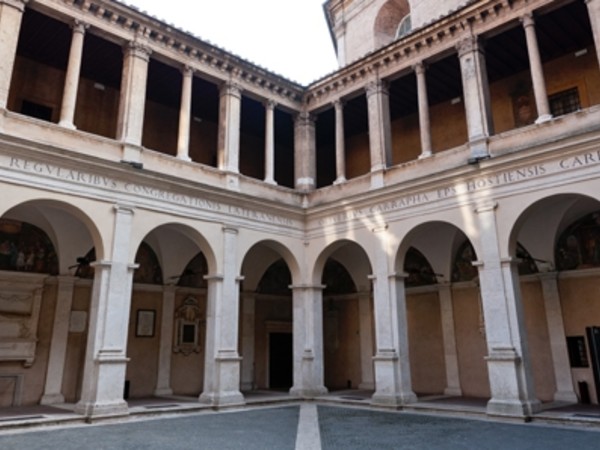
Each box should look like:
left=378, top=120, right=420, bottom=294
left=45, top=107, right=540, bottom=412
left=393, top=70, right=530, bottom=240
left=1, top=404, right=600, bottom=449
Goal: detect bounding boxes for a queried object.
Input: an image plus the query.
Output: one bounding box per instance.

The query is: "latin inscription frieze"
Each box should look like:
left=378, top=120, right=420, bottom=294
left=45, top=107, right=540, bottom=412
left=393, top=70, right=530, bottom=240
left=4, top=156, right=295, bottom=227
left=318, top=150, right=600, bottom=226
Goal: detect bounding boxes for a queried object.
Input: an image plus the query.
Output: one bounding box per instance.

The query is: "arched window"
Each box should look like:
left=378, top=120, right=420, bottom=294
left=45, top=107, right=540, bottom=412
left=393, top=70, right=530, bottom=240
left=396, top=14, right=412, bottom=39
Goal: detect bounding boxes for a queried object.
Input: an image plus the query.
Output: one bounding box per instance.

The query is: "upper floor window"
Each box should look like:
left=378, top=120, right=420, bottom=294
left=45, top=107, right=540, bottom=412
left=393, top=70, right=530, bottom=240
left=396, top=14, right=412, bottom=39
left=549, top=87, right=581, bottom=117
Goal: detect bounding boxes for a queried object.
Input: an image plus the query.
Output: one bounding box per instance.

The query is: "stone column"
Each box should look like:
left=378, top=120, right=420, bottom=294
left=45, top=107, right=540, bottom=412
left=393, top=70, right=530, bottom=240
left=117, top=41, right=151, bottom=160
left=58, top=21, right=87, bottom=129
left=294, top=112, right=317, bottom=191
left=75, top=205, right=137, bottom=418
left=474, top=202, right=540, bottom=417
left=586, top=0, right=600, bottom=71
left=370, top=228, right=417, bottom=406
left=41, top=276, right=76, bottom=405
left=365, top=79, right=392, bottom=188
left=200, top=227, right=244, bottom=407
left=240, top=292, right=256, bottom=391
left=217, top=82, right=241, bottom=174
left=0, top=0, right=27, bottom=109
left=539, top=273, right=578, bottom=403
left=438, top=283, right=462, bottom=396
left=289, top=285, right=328, bottom=398
left=358, top=292, right=375, bottom=390
left=456, top=36, right=493, bottom=159
left=522, top=14, right=552, bottom=123
left=333, top=99, right=346, bottom=184
left=264, top=100, right=277, bottom=184
left=414, top=62, right=433, bottom=159
left=176, top=66, right=193, bottom=161
left=154, top=285, right=175, bottom=396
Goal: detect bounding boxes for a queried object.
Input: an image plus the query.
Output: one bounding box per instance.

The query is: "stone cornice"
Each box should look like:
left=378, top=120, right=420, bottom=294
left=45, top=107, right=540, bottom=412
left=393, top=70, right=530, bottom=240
left=305, top=0, right=556, bottom=109
left=33, top=0, right=304, bottom=105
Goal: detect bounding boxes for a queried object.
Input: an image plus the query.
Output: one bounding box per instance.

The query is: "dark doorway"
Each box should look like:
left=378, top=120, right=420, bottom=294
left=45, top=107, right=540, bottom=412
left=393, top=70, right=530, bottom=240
left=269, top=332, right=293, bottom=389
left=586, top=326, right=600, bottom=403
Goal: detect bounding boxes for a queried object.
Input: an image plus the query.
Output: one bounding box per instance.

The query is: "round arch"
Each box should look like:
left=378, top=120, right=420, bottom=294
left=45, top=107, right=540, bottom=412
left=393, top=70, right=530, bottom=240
left=132, top=222, right=218, bottom=278
left=395, top=220, right=477, bottom=281
left=1, top=199, right=104, bottom=274
left=312, top=239, right=373, bottom=290
left=240, top=239, right=301, bottom=292
left=507, top=193, right=600, bottom=270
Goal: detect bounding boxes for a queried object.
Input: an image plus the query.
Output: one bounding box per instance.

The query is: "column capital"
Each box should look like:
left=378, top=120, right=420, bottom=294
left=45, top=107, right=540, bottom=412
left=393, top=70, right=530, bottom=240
left=72, top=20, right=89, bottom=34
left=113, top=203, right=136, bottom=215
left=413, top=61, right=428, bottom=75
left=181, top=65, right=194, bottom=76
left=295, top=111, right=316, bottom=126
left=264, top=99, right=277, bottom=110
left=388, top=272, right=410, bottom=281
left=456, top=36, right=484, bottom=57
left=220, top=81, right=242, bottom=98
left=332, top=98, right=345, bottom=109
left=0, top=0, right=28, bottom=12
left=204, top=274, right=225, bottom=282
left=521, top=12, right=535, bottom=28
left=288, top=284, right=326, bottom=291
left=365, top=79, right=389, bottom=98
left=222, top=225, right=239, bottom=235
left=124, top=41, right=152, bottom=61
left=474, top=200, right=498, bottom=214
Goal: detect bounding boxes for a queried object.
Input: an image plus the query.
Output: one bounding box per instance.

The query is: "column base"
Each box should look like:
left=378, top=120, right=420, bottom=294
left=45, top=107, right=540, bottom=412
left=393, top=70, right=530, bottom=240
left=296, top=177, right=315, bottom=191
left=372, top=350, right=417, bottom=407
left=485, top=347, right=540, bottom=417
left=58, top=120, right=76, bottom=130
left=176, top=154, right=192, bottom=162
left=40, top=393, right=65, bottom=405
left=74, top=399, right=129, bottom=418
left=264, top=177, right=277, bottom=185
left=121, top=143, right=143, bottom=164
left=289, top=385, right=328, bottom=399
left=443, top=386, right=463, bottom=397
left=370, top=169, right=385, bottom=189
left=333, top=176, right=346, bottom=185
left=535, top=114, right=553, bottom=124
left=371, top=391, right=417, bottom=408
left=154, top=388, right=173, bottom=396
left=418, top=151, right=432, bottom=159
left=199, top=391, right=245, bottom=408
left=553, top=390, right=578, bottom=404
left=486, top=397, right=541, bottom=418
left=468, top=137, right=489, bottom=160
left=358, top=381, right=375, bottom=390
left=225, top=172, right=240, bottom=191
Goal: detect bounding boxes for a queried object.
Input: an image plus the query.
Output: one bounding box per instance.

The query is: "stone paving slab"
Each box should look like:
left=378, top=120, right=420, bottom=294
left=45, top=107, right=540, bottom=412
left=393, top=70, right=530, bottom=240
left=318, top=405, right=600, bottom=449
left=2, top=403, right=600, bottom=449
left=0, top=406, right=299, bottom=450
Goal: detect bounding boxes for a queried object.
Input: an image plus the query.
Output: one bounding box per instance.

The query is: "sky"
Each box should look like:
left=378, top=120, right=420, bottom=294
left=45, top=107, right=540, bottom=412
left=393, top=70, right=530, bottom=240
left=122, top=0, right=339, bottom=85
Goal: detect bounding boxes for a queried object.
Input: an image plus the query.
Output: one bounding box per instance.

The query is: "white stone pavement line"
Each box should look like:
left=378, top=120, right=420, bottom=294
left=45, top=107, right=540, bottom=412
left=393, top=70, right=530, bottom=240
left=295, top=403, right=322, bottom=450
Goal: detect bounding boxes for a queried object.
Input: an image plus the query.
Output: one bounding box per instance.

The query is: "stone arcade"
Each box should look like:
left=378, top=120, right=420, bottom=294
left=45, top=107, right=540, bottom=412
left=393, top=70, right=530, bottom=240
left=1, top=0, right=600, bottom=421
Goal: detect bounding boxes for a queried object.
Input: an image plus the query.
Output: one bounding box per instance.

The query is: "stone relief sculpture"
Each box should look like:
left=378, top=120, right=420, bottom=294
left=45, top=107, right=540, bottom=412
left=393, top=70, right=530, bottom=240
left=173, top=296, right=204, bottom=356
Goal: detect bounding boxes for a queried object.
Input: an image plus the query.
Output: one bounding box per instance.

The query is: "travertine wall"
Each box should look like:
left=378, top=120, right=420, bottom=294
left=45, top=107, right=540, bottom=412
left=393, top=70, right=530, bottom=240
left=410, top=0, right=474, bottom=29
left=407, top=291, right=446, bottom=395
